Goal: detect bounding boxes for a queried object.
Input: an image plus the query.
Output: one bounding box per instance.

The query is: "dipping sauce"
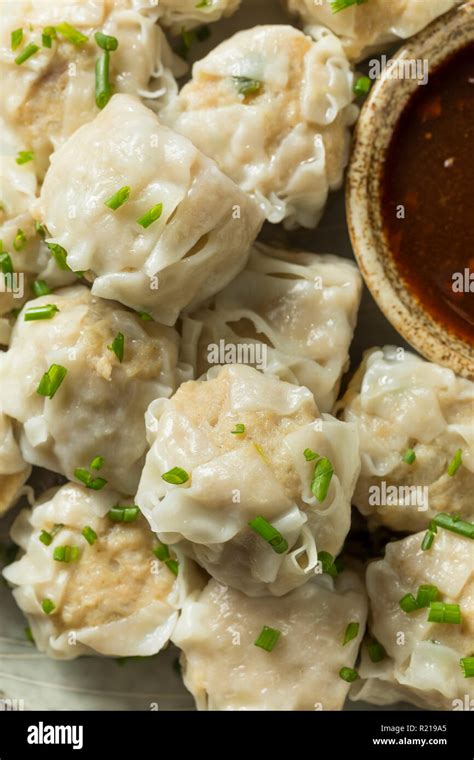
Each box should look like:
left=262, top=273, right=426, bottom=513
left=382, top=43, right=474, bottom=346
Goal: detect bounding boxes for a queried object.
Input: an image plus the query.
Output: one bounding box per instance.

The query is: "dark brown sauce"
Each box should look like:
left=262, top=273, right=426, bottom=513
left=382, top=43, right=474, bottom=346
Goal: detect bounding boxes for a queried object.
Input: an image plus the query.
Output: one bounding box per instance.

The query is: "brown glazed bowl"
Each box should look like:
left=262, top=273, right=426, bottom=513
left=346, top=2, right=474, bottom=379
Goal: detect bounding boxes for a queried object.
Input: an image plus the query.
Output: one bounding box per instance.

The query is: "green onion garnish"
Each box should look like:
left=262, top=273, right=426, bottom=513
left=460, top=657, right=474, bottom=678
left=353, top=75, right=371, bottom=97
left=343, top=622, right=359, bottom=646
left=367, top=639, right=386, bottom=663
left=90, top=456, right=104, bottom=471
left=311, top=456, right=334, bottom=502
left=233, top=77, right=262, bottom=97
left=304, top=448, right=319, bottom=461
left=0, top=252, right=13, bottom=275
left=11, top=29, right=23, bottom=51
left=432, top=512, right=474, bottom=539
left=428, top=602, right=461, bottom=624
left=82, top=526, right=98, bottom=545
left=94, top=31, right=119, bottom=51
left=165, top=559, right=179, bottom=576
left=31, top=280, right=51, bottom=297
left=339, top=667, right=359, bottom=682
left=24, top=304, right=59, bottom=321
left=74, top=468, right=107, bottom=491
left=254, top=626, right=281, bottom=652
left=399, top=593, right=418, bottom=613
left=153, top=543, right=170, bottom=561
left=42, top=26, right=56, bottom=48
left=108, top=332, right=124, bottom=362
left=447, top=448, right=462, bottom=476
left=39, top=524, right=63, bottom=546
left=25, top=626, right=34, bottom=643
left=16, top=150, right=34, bottom=165
left=41, top=598, right=55, bottom=615
left=108, top=505, right=140, bottom=522
left=161, top=467, right=190, bottom=485
left=35, top=221, right=47, bottom=238
left=402, top=448, right=416, bottom=465
left=36, top=364, right=67, bottom=399
left=179, top=27, right=194, bottom=59
left=137, top=311, right=153, bottom=321
left=421, top=530, right=436, bottom=551
left=318, top=550, right=339, bottom=577
left=231, top=423, right=246, bottom=435
left=53, top=545, right=80, bottom=563
left=196, top=0, right=212, bottom=7
left=56, top=22, right=88, bottom=45
left=416, top=584, right=439, bottom=609
left=46, top=242, right=71, bottom=271
left=137, top=203, right=163, bottom=229
left=331, top=0, right=368, bottom=13
left=15, top=43, right=40, bottom=65
left=104, top=186, right=130, bottom=210
left=248, top=515, right=288, bottom=554
left=95, top=50, right=112, bottom=109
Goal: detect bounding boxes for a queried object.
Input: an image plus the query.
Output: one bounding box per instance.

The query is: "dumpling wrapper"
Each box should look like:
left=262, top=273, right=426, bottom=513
left=161, top=24, right=357, bottom=229
left=155, top=0, right=241, bottom=32
left=0, top=285, right=188, bottom=495
left=33, top=94, right=264, bottom=325
left=173, top=570, right=367, bottom=710
left=0, top=411, right=31, bottom=517
left=336, top=346, right=474, bottom=531
left=284, top=0, right=461, bottom=61
left=0, top=118, right=37, bottom=225
left=137, top=364, right=360, bottom=596
left=351, top=530, right=474, bottom=710
left=0, top=0, right=186, bottom=180
left=3, top=483, right=204, bottom=659
left=181, top=242, right=362, bottom=412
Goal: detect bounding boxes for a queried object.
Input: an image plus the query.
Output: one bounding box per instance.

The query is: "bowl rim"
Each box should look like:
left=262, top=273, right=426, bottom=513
left=346, top=1, right=474, bottom=379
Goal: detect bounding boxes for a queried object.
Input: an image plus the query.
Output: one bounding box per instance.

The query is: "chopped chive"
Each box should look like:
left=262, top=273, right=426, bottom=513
left=104, top=186, right=130, bottom=210
left=254, top=626, right=280, bottom=652
left=41, top=598, right=56, bottom=615
left=24, top=304, right=59, bottom=321
left=46, top=242, right=71, bottom=271
left=311, top=456, right=334, bottom=502
left=416, top=584, right=439, bottom=609
left=95, top=50, right=112, bottom=109
left=367, top=639, right=386, bottom=663
left=42, top=26, right=56, bottom=48
left=56, top=22, right=88, bottom=45
left=35, top=221, right=47, bottom=238
left=25, top=626, right=34, bottom=643
left=165, top=559, right=179, bottom=576
left=107, top=505, right=140, bottom=523
left=53, top=545, right=80, bottom=563
left=162, top=467, right=189, bottom=485
left=331, top=0, right=368, bottom=13
left=39, top=530, right=53, bottom=546
left=153, top=543, right=170, bottom=561
left=108, top=332, right=124, bottom=362
left=304, top=448, right=319, bottom=461
left=82, top=526, right=98, bottom=545
left=74, top=468, right=107, bottom=491
left=15, top=150, right=34, bottom=164
left=447, top=448, right=462, bottom=476
left=11, top=28, right=23, bottom=51
left=90, top=456, right=104, bottom=471
left=339, top=667, right=359, bottom=683
left=137, top=203, right=163, bottom=229
left=353, top=75, right=371, bottom=97
left=318, top=550, right=339, bottom=578
left=0, top=252, right=13, bottom=275
left=36, top=364, right=67, bottom=399
left=428, top=602, right=461, bottom=624
left=233, top=77, right=262, bottom=97
left=94, top=31, right=119, bottom=51
left=231, top=423, right=245, bottom=435
left=343, top=622, right=360, bottom=646
left=32, top=280, right=51, bottom=297
left=137, top=311, right=152, bottom=321
left=179, top=27, right=194, bottom=59
left=399, top=593, right=418, bottom=613
left=421, top=530, right=436, bottom=551
left=196, top=0, right=212, bottom=7
left=460, top=657, right=474, bottom=678
left=402, top=448, right=416, bottom=465
left=432, top=512, right=474, bottom=540
left=248, top=515, right=288, bottom=554
left=14, top=43, right=39, bottom=65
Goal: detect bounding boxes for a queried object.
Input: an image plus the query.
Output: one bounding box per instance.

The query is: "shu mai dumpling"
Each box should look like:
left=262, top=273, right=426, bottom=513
left=0, top=285, right=187, bottom=495
left=0, top=0, right=185, bottom=180
left=156, top=0, right=241, bottom=32
left=173, top=571, right=367, bottom=710
left=161, top=25, right=357, bottom=229
left=0, top=118, right=37, bottom=224
left=137, top=364, right=360, bottom=596
left=0, top=411, right=31, bottom=517
left=33, top=94, right=263, bottom=325
left=3, top=483, right=203, bottom=659
left=337, top=347, right=474, bottom=532
left=352, top=529, right=474, bottom=710
left=284, top=0, right=460, bottom=61
left=181, top=243, right=362, bottom=413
